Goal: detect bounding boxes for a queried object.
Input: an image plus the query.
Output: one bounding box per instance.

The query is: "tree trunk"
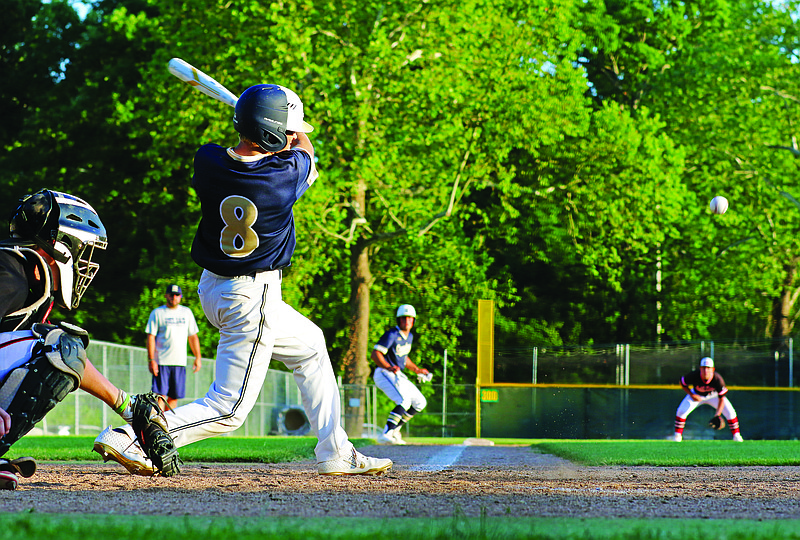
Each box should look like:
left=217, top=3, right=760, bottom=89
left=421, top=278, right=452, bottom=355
left=340, top=240, right=372, bottom=435
left=770, top=258, right=799, bottom=341
left=340, top=170, right=373, bottom=436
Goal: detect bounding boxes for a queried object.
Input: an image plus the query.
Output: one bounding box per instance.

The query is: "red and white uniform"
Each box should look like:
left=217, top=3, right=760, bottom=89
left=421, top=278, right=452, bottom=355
left=674, top=369, right=741, bottom=437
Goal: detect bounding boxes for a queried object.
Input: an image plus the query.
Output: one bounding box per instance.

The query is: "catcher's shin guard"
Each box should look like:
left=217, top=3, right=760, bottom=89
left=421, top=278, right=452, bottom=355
left=0, top=324, right=88, bottom=456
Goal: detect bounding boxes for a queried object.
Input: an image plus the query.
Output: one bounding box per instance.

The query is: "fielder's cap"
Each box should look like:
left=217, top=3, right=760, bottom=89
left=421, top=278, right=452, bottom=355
left=166, top=284, right=182, bottom=296
left=700, top=357, right=714, bottom=368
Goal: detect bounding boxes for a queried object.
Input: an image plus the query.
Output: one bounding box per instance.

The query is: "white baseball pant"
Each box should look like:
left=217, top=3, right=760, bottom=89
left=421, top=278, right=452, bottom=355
left=676, top=391, right=738, bottom=420
left=373, top=367, right=427, bottom=411
left=162, top=269, right=353, bottom=462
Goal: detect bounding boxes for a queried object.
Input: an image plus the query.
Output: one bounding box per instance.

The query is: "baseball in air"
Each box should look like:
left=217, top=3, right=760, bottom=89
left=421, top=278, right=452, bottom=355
left=709, top=196, right=729, bottom=215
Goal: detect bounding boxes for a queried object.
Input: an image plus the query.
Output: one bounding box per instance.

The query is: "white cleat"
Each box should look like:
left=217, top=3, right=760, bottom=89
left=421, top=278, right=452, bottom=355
left=732, top=433, right=744, bottom=442
left=93, top=426, right=156, bottom=476
left=670, top=433, right=682, bottom=442
left=392, top=429, right=407, bottom=445
left=376, top=431, right=395, bottom=445
left=317, top=448, right=393, bottom=476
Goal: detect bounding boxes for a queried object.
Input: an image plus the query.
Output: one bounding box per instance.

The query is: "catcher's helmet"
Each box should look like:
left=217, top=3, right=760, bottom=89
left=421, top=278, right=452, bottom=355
left=9, top=189, right=107, bottom=310
left=233, top=84, right=314, bottom=153
left=396, top=304, right=417, bottom=319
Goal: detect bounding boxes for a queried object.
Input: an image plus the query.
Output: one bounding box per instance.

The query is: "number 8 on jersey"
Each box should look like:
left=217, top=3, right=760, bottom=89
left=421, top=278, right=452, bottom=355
left=220, top=195, right=259, bottom=258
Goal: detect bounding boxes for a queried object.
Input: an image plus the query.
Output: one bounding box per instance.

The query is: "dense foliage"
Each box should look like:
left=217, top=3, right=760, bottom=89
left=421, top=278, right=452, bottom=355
left=3, top=0, right=800, bottom=397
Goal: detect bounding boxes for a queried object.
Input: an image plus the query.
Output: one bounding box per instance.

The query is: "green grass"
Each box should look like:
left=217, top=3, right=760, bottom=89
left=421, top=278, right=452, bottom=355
left=532, top=439, right=800, bottom=466
left=13, top=436, right=800, bottom=467
left=413, top=437, right=800, bottom=467
left=7, top=435, right=381, bottom=463
left=6, top=437, right=800, bottom=539
left=2, top=515, right=800, bottom=540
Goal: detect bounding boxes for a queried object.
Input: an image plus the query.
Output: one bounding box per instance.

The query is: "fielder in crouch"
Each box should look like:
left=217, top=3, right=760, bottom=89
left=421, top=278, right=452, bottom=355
left=671, top=357, right=743, bottom=442
left=95, top=83, right=392, bottom=476
left=372, top=304, right=431, bottom=445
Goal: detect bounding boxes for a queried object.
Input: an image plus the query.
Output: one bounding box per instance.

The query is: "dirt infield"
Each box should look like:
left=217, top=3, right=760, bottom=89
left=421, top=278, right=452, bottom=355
left=2, top=444, right=800, bottom=519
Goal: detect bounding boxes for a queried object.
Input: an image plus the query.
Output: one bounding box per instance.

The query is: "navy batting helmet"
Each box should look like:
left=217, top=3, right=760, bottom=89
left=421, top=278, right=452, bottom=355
left=233, top=84, right=313, bottom=153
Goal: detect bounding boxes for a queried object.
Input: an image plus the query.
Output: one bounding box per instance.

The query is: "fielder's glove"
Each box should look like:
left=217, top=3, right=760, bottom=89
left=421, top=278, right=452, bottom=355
left=130, top=392, right=181, bottom=477
left=708, top=415, right=726, bottom=430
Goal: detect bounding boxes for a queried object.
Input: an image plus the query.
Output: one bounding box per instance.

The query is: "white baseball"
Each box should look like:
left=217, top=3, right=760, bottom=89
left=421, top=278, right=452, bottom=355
left=710, top=196, right=729, bottom=215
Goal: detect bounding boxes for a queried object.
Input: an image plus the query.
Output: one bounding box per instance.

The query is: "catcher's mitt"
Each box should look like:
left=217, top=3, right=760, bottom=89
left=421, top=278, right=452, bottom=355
left=708, top=415, right=726, bottom=430
left=130, top=393, right=181, bottom=477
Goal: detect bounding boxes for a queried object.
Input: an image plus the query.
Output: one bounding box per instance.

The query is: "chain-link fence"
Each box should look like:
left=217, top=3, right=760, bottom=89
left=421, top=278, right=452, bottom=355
left=339, top=382, right=476, bottom=439
left=494, top=338, right=797, bottom=387
left=39, top=340, right=305, bottom=437
left=37, top=337, right=800, bottom=441
left=478, top=338, right=800, bottom=440
left=37, top=341, right=478, bottom=439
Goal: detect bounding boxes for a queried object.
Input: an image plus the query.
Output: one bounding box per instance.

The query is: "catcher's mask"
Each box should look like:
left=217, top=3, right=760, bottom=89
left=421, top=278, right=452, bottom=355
left=9, top=189, right=107, bottom=309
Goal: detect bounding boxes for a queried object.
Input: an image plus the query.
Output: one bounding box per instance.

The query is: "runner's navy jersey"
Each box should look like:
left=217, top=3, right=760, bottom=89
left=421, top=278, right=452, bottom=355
left=191, top=144, right=315, bottom=276
left=373, top=326, right=414, bottom=371
left=680, top=369, right=728, bottom=397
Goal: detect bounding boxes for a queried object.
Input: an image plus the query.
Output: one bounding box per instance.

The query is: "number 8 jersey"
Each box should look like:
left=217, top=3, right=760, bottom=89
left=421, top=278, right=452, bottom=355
left=190, top=144, right=317, bottom=276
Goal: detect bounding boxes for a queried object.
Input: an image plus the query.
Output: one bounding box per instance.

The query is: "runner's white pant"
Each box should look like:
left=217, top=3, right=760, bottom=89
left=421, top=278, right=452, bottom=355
left=676, top=391, right=738, bottom=420
left=162, top=269, right=353, bottom=462
left=373, top=368, right=427, bottom=411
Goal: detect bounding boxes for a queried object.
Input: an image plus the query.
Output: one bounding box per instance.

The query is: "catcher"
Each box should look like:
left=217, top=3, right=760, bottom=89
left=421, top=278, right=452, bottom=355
left=0, top=190, right=179, bottom=489
left=671, top=357, right=743, bottom=442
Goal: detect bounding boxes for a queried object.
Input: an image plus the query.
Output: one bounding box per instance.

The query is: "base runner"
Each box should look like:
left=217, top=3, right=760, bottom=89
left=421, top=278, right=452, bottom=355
left=372, top=304, right=431, bottom=445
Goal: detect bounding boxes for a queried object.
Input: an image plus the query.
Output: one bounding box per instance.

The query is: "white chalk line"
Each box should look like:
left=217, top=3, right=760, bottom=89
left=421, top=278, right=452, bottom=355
left=523, top=486, right=667, bottom=494
left=405, top=445, right=467, bottom=472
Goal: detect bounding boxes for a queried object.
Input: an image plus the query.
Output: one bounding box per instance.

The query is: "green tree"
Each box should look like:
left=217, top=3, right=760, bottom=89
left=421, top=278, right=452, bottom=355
left=0, top=0, right=217, bottom=351
left=473, top=104, right=687, bottom=347
left=301, top=0, right=599, bottom=430
left=643, top=0, right=800, bottom=341
left=106, top=0, right=597, bottom=432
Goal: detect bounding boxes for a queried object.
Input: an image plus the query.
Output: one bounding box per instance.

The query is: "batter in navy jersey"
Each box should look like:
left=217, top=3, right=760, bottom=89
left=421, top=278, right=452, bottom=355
left=671, top=357, right=743, bottom=441
left=99, top=84, right=391, bottom=476
left=372, top=304, right=431, bottom=445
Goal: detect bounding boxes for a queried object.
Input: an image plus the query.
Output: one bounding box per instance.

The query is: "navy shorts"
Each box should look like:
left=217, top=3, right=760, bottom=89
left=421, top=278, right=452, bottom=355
left=151, top=365, right=187, bottom=399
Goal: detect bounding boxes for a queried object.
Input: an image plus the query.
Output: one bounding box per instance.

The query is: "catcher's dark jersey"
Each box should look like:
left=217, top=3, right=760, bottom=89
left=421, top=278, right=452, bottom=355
left=0, top=249, right=29, bottom=319
left=190, top=144, right=315, bottom=277
left=373, top=326, right=414, bottom=371
left=680, top=369, right=728, bottom=397
left=0, top=247, right=53, bottom=332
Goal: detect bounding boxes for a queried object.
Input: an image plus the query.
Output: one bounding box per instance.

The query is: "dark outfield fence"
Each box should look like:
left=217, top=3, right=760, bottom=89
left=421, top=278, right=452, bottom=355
left=494, top=339, right=796, bottom=387
left=478, top=386, right=798, bottom=440
left=480, top=338, right=800, bottom=440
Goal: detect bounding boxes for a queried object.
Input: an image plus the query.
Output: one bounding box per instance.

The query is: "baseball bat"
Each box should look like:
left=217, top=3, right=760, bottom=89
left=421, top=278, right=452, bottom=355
left=167, top=58, right=239, bottom=107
